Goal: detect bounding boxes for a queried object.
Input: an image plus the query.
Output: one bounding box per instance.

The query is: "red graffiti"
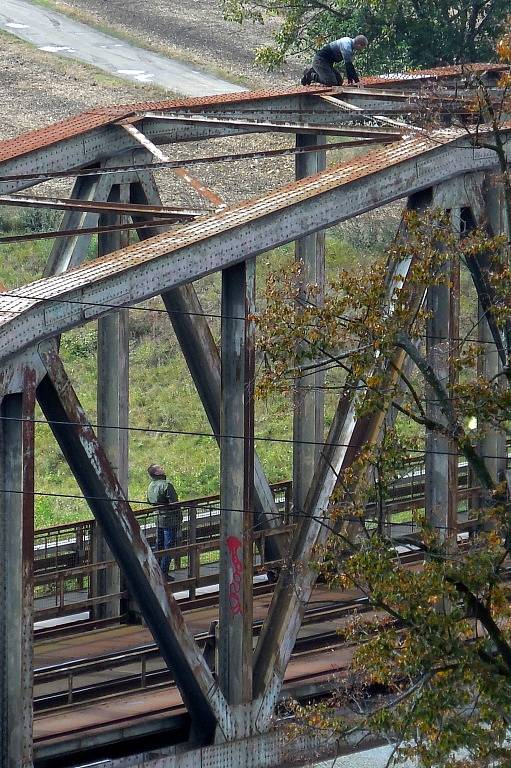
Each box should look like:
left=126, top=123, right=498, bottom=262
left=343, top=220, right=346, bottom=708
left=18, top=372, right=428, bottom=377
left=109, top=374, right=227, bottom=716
left=226, top=535, right=243, bottom=615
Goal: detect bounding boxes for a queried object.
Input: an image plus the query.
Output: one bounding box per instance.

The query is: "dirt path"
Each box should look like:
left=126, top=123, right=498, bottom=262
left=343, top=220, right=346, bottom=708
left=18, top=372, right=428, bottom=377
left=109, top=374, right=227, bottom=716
left=32, top=0, right=301, bottom=88
left=0, top=0, right=245, bottom=96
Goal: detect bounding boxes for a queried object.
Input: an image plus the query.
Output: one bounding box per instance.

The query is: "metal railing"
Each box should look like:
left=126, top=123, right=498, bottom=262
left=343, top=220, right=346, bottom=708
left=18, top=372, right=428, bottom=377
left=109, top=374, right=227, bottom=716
left=32, top=456, right=484, bottom=624
left=34, top=481, right=292, bottom=621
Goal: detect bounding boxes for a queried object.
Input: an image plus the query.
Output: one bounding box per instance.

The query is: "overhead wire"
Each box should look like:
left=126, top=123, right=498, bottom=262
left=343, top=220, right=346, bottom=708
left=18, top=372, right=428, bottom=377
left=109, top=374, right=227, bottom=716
left=0, top=413, right=508, bottom=463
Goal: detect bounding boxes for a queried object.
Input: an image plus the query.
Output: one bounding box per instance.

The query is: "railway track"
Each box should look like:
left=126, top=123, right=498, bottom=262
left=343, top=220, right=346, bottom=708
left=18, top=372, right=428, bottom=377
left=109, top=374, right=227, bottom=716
left=34, top=547, right=510, bottom=764
left=34, top=548, right=430, bottom=712
left=34, top=595, right=369, bottom=711
left=32, top=542, right=492, bottom=714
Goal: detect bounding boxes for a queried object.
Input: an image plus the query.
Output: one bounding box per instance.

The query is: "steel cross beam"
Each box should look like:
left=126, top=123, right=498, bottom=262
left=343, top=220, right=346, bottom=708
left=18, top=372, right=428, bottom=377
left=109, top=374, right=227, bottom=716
left=0, top=193, right=201, bottom=218
left=0, top=217, right=181, bottom=245
left=35, top=341, right=234, bottom=742
left=123, top=123, right=225, bottom=207
left=139, top=112, right=403, bottom=140
left=0, top=128, right=509, bottom=363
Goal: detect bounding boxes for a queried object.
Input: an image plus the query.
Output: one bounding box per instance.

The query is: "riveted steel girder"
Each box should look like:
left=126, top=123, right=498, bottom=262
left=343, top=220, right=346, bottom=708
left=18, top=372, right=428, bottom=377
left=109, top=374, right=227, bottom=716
left=0, top=129, right=509, bottom=365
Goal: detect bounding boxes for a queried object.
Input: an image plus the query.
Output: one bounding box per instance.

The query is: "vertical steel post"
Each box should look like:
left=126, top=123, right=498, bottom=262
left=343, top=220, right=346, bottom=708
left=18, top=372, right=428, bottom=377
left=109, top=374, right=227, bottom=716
left=93, top=182, right=129, bottom=619
left=448, top=214, right=460, bottom=530
left=0, top=370, right=36, bottom=768
left=425, top=217, right=459, bottom=544
left=476, top=301, right=506, bottom=489
left=476, top=181, right=509, bottom=493
left=218, top=259, right=255, bottom=705
left=130, top=177, right=284, bottom=559
left=293, top=134, right=326, bottom=517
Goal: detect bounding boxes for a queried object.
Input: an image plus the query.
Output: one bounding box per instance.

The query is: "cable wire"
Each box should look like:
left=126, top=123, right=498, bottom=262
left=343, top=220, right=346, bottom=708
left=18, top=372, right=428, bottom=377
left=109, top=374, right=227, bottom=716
left=0, top=413, right=509, bottom=463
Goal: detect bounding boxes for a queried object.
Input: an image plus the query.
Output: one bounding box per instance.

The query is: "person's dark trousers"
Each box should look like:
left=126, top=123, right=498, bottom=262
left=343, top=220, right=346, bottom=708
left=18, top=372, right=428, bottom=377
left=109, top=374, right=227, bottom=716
left=312, top=52, right=340, bottom=85
left=157, top=526, right=177, bottom=577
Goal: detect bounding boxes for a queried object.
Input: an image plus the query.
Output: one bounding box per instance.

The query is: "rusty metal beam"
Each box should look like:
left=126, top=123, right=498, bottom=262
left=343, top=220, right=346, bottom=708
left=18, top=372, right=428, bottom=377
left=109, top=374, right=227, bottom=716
left=0, top=68, right=505, bottom=197
left=139, top=112, right=404, bottom=140
left=36, top=341, right=233, bottom=742
left=0, top=192, right=203, bottom=218
left=0, top=217, right=182, bottom=244
left=0, top=138, right=394, bottom=187
left=0, top=128, right=509, bottom=365
left=124, top=123, right=225, bottom=207
left=0, top=193, right=199, bottom=217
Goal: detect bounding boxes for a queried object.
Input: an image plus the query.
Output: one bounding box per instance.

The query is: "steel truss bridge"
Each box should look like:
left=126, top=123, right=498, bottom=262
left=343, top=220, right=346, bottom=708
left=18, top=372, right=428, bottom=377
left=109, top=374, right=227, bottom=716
left=0, top=63, right=510, bottom=768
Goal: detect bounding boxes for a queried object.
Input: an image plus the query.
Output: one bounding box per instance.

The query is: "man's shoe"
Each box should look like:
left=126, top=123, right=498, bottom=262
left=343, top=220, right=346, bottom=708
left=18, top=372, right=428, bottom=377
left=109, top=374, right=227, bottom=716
left=301, top=68, right=312, bottom=86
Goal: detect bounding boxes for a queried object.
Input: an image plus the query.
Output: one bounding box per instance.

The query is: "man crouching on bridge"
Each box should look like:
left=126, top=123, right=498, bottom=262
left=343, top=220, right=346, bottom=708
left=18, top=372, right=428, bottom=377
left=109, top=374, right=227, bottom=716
left=301, top=34, right=368, bottom=86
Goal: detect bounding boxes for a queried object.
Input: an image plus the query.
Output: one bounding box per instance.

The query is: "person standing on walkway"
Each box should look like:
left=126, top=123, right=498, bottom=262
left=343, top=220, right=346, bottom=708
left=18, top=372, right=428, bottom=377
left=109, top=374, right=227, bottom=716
left=301, top=35, right=368, bottom=86
left=147, top=464, right=182, bottom=580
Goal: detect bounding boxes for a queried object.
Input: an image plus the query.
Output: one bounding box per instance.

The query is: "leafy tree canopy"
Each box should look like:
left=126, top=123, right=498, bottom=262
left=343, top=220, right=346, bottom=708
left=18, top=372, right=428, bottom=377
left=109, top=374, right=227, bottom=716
left=258, top=209, right=511, bottom=767
left=221, top=0, right=509, bottom=73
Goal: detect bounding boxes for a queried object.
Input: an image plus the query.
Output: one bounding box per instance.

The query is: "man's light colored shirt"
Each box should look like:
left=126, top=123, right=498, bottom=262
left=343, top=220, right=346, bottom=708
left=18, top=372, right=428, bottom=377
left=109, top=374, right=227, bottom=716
left=328, top=37, right=354, bottom=63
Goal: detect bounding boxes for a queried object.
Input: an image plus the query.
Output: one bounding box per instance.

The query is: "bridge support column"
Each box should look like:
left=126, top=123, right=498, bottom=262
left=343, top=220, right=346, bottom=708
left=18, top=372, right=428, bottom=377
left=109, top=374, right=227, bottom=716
left=0, top=369, right=36, bottom=768
left=424, top=209, right=460, bottom=545
left=219, top=259, right=255, bottom=705
left=93, top=181, right=130, bottom=620
left=476, top=180, right=509, bottom=498
left=293, top=134, right=326, bottom=516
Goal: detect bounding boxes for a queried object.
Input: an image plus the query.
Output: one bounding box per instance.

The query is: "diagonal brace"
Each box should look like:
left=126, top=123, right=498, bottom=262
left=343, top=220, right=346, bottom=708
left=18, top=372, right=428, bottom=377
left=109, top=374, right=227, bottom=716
left=252, top=246, right=426, bottom=730
left=36, top=340, right=234, bottom=743
left=130, top=176, right=284, bottom=559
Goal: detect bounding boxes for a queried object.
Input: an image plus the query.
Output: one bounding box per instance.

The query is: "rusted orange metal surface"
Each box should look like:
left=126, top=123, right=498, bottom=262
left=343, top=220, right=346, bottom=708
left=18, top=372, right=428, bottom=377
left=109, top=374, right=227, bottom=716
left=0, top=63, right=506, bottom=166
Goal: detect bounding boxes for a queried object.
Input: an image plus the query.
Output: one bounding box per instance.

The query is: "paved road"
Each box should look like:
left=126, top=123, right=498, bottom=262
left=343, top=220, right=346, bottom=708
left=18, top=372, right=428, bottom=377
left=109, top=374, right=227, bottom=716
left=0, top=0, right=244, bottom=97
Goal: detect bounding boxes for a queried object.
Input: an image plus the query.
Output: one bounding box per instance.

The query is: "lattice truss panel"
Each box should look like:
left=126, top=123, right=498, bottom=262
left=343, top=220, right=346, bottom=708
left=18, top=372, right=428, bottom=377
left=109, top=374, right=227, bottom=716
left=0, top=63, right=509, bottom=768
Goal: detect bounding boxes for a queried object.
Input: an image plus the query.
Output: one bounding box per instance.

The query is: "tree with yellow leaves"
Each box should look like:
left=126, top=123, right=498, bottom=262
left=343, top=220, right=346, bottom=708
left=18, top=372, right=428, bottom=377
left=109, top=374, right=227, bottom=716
left=257, top=35, right=511, bottom=768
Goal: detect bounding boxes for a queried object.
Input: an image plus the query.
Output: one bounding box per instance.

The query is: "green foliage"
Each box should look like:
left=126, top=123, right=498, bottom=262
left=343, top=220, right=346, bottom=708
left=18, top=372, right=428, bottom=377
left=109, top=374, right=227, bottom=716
left=60, top=327, right=97, bottom=359
left=26, top=228, right=387, bottom=527
left=221, top=0, right=509, bottom=73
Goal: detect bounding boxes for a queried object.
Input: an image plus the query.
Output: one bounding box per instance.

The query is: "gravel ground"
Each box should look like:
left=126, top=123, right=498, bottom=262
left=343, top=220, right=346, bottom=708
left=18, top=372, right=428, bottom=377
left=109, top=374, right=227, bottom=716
left=42, top=0, right=303, bottom=89
left=0, top=30, right=170, bottom=140
left=0, top=27, right=297, bottom=206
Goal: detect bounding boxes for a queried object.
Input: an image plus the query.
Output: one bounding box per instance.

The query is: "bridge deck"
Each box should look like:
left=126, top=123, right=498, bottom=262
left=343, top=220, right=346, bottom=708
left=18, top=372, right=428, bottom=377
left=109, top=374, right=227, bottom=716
left=33, top=583, right=358, bottom=748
